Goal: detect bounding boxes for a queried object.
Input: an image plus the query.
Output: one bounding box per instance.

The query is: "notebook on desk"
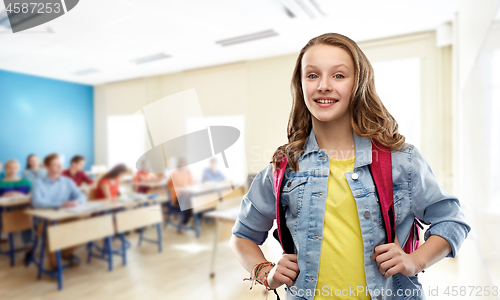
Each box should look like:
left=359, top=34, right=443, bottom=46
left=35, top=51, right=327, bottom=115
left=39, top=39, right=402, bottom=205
left=0, top=195, right=30, bottom=203
left=117, top=192, right=148, bottom=203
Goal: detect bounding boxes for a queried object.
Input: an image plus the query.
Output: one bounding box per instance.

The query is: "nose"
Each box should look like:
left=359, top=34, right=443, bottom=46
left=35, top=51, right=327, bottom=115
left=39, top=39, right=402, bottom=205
left=317, top=76, right=332, bottom=92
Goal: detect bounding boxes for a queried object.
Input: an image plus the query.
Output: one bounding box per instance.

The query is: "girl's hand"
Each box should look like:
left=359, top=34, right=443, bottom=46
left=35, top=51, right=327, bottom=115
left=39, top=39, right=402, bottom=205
left=266, top=254, right=299, bottom=289
left=3, top=191, right=24, bottom=197
left=61, top=200, right=80, bottom=208
left=370, top=236, right=423, bottom=278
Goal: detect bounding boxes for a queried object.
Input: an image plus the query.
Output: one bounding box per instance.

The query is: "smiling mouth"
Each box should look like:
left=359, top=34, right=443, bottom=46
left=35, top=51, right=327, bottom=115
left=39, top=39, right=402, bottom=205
left=314, top=99, right=339, bottom=104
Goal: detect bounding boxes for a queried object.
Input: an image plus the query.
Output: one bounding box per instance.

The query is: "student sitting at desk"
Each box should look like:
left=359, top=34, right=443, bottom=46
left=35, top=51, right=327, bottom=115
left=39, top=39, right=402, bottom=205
left=0, top=159, right=33, bottom=264
left=167, top=158, right=194, bottom=225
left=201, top=157, right=226, bottom=183
left=0, top=160, right=32, bottom=196
left=22, top=154, right=47, bottom=183
left=32, top=153, right=87, bottom=269
left=95, top=164, right=128, bottom=200
left=62, top=155, right=93, bottom=187
left=133, top=158, right=158, bottom=193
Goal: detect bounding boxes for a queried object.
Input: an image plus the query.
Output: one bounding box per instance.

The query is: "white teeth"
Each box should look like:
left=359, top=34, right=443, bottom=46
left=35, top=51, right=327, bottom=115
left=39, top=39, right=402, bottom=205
left=315, top=99, right=338, bottom=103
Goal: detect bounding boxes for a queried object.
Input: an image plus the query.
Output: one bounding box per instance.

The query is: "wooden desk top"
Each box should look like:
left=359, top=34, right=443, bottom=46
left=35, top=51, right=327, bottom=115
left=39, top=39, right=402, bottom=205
left=204, top=206, right=240, bottom=222
left=175, top=180, right=233, bottom=194
left=203, top=196, right=243, bottom=221
left=132, top=180, right=168, bottom=188
left=0, top=195, right=31, bottom=208
left=25, top=194, right=168, bottom=221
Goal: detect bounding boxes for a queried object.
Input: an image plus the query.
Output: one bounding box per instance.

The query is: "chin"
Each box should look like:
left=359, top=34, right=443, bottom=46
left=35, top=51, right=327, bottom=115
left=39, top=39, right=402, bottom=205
left=313, top=113, right=338, bottom=123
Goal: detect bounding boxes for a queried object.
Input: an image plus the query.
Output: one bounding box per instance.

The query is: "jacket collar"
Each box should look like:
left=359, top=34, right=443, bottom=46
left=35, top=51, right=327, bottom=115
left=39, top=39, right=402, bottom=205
left=302, top=127, right=373, bottom=168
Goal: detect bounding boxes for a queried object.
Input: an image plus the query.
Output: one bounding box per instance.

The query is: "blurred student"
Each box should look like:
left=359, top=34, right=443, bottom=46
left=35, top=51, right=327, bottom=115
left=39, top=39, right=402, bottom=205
left=0, top=159, right=34, bottom=264
left=95, top=164, right=128, bottom=200
left=201, top=157, right=226, bottom=183
left=133, top=158, right=158, bottom=193
left=167, top=158, right=194, bottom=225
left=62, top=155, right=93, bottom=187
left=32, top=153, right=87, bottom=269
left=0, top=160, right=32, bottom=196
left=22, top=154, right=47, bottom=183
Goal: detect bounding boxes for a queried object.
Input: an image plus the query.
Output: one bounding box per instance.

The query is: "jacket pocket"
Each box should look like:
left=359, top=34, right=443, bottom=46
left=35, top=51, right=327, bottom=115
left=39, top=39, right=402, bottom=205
left=376, top=189, right=404, bottom=228
left=281, top=176, right=308, bottom=217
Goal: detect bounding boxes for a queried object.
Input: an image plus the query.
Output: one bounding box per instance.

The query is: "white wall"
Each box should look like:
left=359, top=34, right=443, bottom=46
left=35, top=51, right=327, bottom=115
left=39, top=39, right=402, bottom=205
left=94, top=57, right=296, bottom=175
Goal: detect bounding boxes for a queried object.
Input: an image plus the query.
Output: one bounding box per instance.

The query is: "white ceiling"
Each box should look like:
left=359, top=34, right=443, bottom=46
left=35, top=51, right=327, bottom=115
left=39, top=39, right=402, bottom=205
left=0, top=0, right=465, bottom=85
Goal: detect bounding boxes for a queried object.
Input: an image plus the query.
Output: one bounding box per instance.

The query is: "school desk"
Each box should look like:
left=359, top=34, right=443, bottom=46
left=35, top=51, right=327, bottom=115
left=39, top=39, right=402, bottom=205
left=132, top=180, right=168, bottom=188
left=204, top=198, right=242, bottom=278
left=174, top=180, right=234, bottom=196
left=167, top=180, right=234, bottom=224
left=24, top=194, right=168, bottom=290
left=0, top=195, right=32, bottom=266
left=165, top=185, right=245, bottom=237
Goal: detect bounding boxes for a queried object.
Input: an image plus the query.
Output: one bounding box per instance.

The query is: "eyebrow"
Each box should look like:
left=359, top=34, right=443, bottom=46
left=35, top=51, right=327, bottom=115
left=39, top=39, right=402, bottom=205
left=304, top=63, right=350, bottom=70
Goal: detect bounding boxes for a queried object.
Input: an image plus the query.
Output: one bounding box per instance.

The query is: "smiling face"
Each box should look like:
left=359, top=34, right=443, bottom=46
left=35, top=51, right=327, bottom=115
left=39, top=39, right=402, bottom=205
left=72, top=160, right=85, bottom=172
left=46, top=157, right=62, bottom=177
left=5, top=161, right=19, bottom=177
left=301, top=44, right=355, bottom=125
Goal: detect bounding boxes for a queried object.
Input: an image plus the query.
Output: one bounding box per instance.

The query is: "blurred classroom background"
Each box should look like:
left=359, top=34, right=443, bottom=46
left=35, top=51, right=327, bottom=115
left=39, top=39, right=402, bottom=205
left=0, top=0, right=500, bottom=299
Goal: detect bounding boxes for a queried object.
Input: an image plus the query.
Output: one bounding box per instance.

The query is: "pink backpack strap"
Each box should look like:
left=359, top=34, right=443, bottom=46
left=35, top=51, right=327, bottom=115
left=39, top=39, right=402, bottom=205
left=272, top=155, right=290, bottom=253
left=403, top=217, right=424, bottom=254
left=370, top=140, right=396, bottom=244
left=371, top=140, right=422, bottom=254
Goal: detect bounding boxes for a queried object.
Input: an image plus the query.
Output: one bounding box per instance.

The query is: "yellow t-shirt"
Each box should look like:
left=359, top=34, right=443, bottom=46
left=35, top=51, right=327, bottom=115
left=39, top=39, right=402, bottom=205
left=314, top=155, right=370, bottom=299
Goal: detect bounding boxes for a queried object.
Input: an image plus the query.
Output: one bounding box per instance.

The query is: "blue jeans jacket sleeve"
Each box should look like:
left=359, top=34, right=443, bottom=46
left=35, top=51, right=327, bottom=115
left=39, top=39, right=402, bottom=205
left=410, top=145, right=471, bottom=258
left=232, top=164, right=276, bottom=245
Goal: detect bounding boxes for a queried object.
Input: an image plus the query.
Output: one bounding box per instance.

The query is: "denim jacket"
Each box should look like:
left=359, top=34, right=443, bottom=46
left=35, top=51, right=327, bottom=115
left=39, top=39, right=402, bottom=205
left=232, top=128, right=471, bottom=300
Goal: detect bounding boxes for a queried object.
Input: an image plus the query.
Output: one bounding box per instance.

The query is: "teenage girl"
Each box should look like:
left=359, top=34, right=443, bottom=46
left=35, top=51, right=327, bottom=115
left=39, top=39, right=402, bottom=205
left=230, top=33, right=471, bottom=300
left=95, top=164, right=128, bottom=200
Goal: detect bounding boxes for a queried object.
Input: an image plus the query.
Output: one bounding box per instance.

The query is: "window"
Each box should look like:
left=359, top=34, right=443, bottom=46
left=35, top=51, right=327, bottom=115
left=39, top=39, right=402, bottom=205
left=490, top=49, right=500, bottom=206
left=107, top=114, right=148, bottom=169
left=371, top=57, right=421, bottom=148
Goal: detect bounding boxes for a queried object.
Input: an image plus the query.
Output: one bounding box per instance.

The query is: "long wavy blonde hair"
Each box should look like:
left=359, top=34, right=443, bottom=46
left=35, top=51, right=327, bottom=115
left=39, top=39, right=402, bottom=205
left=271, top=32, right=410, bottom=173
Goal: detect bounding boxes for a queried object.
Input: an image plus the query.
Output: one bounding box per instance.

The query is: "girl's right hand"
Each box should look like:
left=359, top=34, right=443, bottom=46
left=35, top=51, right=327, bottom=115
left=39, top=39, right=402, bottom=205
left=266, top=254, right=299, bottom=289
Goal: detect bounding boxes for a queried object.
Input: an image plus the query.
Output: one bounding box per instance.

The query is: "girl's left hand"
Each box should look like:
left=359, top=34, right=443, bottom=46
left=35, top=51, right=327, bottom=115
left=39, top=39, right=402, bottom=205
left=370, top=236, right=422, bottom=278
left=3, top=191, right=24, bottom=197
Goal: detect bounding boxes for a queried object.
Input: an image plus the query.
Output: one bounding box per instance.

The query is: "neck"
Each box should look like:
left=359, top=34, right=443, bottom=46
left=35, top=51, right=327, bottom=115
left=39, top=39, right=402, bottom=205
left=48, top=173, right=59, bottom=181
left=311, top=114, right=355, bottom=159
left=69, top=167, right=78, bottom=174
left=4, top=175, right=18, bottom=181
left=31, top=166, right=38, bottom=171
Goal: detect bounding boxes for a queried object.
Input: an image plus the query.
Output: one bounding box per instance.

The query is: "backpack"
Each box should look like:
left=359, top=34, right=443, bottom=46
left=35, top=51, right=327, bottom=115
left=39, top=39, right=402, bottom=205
left=272, top=140, right=424, bottom=256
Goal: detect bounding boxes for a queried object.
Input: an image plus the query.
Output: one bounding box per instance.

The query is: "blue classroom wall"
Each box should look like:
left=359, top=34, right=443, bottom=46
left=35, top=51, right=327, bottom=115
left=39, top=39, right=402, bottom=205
left=0, top=69, right=94, bottom=171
